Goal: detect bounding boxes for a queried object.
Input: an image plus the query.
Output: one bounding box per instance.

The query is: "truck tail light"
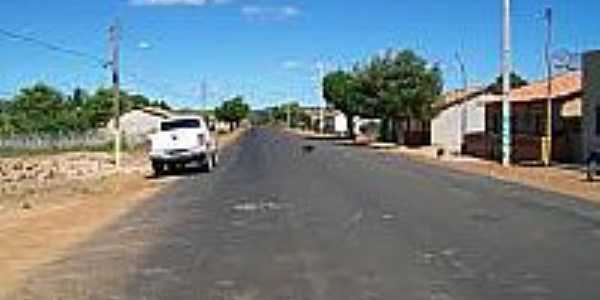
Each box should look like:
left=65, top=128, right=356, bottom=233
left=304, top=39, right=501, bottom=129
left=197, top=134, right=206, bottom=146
left=145, top=139, right=152, bottom=153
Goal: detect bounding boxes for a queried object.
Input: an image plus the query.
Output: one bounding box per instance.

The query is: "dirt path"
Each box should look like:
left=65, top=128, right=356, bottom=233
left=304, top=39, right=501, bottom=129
left=0, top=128, right=247, bottom=297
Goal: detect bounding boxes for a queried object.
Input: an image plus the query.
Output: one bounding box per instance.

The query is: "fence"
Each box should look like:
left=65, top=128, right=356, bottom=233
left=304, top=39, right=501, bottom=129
left=0, top=130, right=113, bottom=151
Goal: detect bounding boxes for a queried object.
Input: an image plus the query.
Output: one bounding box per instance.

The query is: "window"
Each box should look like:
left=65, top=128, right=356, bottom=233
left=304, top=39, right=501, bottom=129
left=161, top=119, right=202, bottom=131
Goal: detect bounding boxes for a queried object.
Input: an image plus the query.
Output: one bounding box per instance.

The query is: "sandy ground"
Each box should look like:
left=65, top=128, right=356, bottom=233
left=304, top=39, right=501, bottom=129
left=0, top=128, right=246, bottom=297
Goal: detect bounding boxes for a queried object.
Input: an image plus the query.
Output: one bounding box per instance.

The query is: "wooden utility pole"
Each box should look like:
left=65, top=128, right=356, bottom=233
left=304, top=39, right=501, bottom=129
left=109, top=21, right=121, bottom=169
left=543, top=7, right=554, bottom=166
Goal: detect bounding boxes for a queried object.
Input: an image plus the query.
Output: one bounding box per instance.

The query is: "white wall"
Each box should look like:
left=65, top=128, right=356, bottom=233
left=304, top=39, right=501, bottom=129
left=334, top=113, right=348, bottom=134
left=107, top=110, right=166, bottom=144
left=431, top=95, right=488, bottom=153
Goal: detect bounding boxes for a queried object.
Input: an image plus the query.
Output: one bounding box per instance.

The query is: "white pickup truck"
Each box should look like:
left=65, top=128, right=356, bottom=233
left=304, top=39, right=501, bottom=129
left=147, top=116, right=219, bottom=175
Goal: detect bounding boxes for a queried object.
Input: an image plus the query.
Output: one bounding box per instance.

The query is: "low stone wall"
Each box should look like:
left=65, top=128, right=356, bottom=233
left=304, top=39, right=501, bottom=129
left=0, top=152, right=149, bottom=198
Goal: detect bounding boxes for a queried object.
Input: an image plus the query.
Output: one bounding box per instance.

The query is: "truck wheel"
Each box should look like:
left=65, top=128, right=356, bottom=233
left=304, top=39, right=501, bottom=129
left=588, top=161, right=597, bottom=182
left=213, top=152, right=220, bottom=166
left=203, top=155, right=214, bottom=173
left=152, top=162, right=165, bottom=176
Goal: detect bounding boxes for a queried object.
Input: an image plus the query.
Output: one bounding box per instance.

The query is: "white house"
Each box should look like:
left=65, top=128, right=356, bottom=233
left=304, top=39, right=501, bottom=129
left=107, top=107, right=172, bottom=145
left=431, top=88, right=499, bottom=154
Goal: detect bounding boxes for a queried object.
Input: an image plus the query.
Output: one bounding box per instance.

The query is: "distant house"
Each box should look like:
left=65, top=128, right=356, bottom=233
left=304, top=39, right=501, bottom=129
left=301, top=106, right=348, bottom=134
left=431, top=88, right=499, bottom=154
left=478, top=72, right=583, bottom=163
left=107, top=107, right=172, bottom=144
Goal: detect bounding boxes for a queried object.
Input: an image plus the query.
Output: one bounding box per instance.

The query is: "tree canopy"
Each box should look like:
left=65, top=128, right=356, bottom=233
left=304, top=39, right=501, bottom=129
left=214, top=96, right=251, bottom=130
left=322, top=49, right=443, bottom=139
left=0, top=82, right=172, bottom=136
left=357, top=50, right=443, bottom=120
left=487, top=72, right=529, bottom=94
left=323, top=70, right=365, bottom=137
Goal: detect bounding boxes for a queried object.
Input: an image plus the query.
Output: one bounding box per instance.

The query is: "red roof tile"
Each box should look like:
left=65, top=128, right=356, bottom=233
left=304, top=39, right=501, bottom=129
left=508, top=72, right=581, bottom=102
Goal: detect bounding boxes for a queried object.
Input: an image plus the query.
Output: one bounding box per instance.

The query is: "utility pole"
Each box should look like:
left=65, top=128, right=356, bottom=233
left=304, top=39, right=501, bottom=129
left=201, top=78, right=208, bottom=110
left=456, top=52, right=469, bottom=152
left=455, top=52, right=469, bottom=91
left=543, top=7, right=554, bottom=166
left=501, top=0, right=512, bottom=166
left=286, top=102, right=291, bottom=128
left=200, top=78, right=208, bottom=123
left=109, top=21, right=122, bottom=170
left=317, top=62, right=325, bottom=134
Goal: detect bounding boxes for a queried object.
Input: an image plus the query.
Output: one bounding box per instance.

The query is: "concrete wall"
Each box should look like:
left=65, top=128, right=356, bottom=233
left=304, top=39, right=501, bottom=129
left=107, top=110, right=167, bottom=144
left=334, top=113, right=348, bottom=134
left=583, top=50, right=600, bottom=160
left=431, top=95, right=488, bottom=153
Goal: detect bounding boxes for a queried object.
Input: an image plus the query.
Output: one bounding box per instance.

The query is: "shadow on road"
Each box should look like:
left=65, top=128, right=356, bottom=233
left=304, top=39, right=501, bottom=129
left=145, top=166, right=209, bottom=180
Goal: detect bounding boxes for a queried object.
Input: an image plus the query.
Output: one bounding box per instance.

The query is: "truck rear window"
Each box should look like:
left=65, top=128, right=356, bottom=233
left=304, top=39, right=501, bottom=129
left=161, top=119, right=201, bottom=131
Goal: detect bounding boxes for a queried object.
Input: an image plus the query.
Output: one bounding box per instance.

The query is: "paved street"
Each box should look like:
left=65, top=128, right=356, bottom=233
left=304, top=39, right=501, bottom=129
left=10, top=128, right=600, bottom=300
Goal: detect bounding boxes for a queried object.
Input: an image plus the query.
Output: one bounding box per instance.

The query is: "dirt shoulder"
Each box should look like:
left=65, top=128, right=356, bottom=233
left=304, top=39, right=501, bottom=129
left=0, top=128, right=247, bottom=297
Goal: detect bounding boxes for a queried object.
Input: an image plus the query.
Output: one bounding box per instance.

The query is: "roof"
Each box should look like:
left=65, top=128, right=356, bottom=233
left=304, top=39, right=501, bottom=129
left=436, top=87, right=488, bottom=109
left=507, top=72, right=581, bottom=103
left=140, top=106, right=173, bottom=118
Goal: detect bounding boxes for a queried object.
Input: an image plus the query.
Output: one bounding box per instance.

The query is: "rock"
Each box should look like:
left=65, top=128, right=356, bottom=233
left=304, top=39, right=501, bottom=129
left=13, top=161, right=24, bottom=171
left=20, top=201, right=32, bottom=210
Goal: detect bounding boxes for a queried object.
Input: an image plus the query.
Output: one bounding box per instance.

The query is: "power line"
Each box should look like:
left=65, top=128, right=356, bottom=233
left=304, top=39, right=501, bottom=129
left=0, top=26, right=195, bottom=106
left=0, top=27, right=106, bottom=65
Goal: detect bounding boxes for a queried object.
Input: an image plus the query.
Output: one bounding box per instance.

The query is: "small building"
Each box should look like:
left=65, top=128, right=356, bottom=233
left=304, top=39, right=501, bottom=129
left=432, top=88, right=499, bottom=154
left=107, top=107, right=172, bottom=145
left=481, top=72, right=582, bottom=163
left=301, top=106, right=348, bottom=135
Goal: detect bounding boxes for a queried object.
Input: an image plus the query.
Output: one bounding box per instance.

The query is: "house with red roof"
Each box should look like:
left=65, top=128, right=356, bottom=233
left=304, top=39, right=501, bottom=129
left=466, top=71, right=583, bottom=163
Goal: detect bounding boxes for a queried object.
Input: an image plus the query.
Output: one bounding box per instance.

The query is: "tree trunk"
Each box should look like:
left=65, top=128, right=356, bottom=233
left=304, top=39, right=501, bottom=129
left=347, top=114, right=356, bottom=140
left=229, top=122, right=235, bottom=132
left=388, top=118, right=395, bottom=143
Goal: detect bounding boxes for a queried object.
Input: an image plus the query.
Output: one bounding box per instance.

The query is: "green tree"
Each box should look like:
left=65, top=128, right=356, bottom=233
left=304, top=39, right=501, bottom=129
left=323, top=70, right=365, bottom=138
left=215, top=96, right=251, bottom=131
left=269, top=102, right=309, bottom=128
left=10, top=83, right=70, bottom=134
left=487, top=72, right=528, bottom=94
left=355, top=50, right=443, bottom=142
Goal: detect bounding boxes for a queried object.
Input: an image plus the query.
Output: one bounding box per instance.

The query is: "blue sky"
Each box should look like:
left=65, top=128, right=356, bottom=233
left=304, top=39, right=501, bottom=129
left=0, top=0, right=598, bottom=109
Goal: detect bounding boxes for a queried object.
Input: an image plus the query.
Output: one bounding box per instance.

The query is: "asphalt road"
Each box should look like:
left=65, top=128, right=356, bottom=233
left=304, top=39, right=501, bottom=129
left=11, top=128, right=600, bottom=300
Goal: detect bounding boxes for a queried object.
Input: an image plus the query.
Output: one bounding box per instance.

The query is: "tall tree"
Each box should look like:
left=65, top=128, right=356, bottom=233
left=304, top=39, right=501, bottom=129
left=215, top=96, right=251, bottom=131
left=356, top=50, right=443, bottom=142
left=323, top=70, right=364, bottom=139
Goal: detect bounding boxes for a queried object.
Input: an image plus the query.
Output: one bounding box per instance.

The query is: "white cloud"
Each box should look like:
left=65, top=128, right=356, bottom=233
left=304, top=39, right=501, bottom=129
left=130, top=0, right=231, bottom=6
left=138, top=41, right=152, bottom=49
left=282, top=60, right=301, bottom=70
left=241, top=5, right=300, bottom=20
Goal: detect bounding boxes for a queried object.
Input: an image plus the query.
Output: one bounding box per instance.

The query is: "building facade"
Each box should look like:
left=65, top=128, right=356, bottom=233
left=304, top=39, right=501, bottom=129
left=432, top=89, right=497, bottom=154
